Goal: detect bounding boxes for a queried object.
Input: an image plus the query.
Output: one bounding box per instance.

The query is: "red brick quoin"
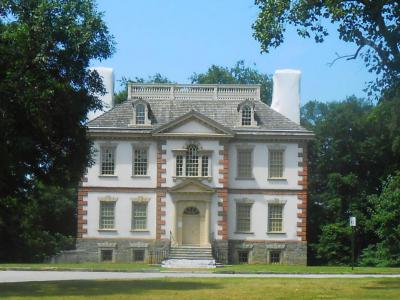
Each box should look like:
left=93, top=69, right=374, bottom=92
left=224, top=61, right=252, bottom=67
left=217, top=143, right=229, bottom=240
left=77, top=184, right=88, bottom=238
left=156, top=141, right=167, bottom=240
left=297, top=142, right=308, bottom=242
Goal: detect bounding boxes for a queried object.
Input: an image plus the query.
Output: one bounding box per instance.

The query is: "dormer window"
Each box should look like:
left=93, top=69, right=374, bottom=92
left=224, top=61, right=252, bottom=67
left=238, top=100, right=257, bottom=127
left=242, top=105, right=252, bottom=126
left=131, top=99, right=151, bottom=126
left=135, top=104, right=145, bottom=124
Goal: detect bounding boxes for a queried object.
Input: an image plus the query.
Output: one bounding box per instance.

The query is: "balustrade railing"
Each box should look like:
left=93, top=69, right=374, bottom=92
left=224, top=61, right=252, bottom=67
left=128, top=83, right=261, bottom=101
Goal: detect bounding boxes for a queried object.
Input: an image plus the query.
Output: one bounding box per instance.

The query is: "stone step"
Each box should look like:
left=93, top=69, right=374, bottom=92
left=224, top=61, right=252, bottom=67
left=162, top=258, right=216, bottom=269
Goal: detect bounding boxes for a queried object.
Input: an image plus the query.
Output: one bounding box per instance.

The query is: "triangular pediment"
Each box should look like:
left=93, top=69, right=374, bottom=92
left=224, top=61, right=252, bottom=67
left=152, top=110, right=234, bottom=137
left=169, top=179, right=215, bottom=194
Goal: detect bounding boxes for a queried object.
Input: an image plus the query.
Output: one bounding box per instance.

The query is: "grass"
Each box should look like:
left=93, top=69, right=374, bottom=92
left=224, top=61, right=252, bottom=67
left=1, top=278, right=400, bottom=299
left=1, top=263, right=400, bottom=274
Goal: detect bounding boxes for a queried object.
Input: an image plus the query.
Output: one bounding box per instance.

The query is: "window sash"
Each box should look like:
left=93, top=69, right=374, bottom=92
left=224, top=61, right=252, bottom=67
left=269, top=150, right=284, bottom=178
left=242, top=106, right=252, bottom=126
left=132, top=202, right=147, bottom=230
left=101, top=147, right=115, bottom=175
left=236, top=204, right=251, bottom=232
left=133, top=148, right=148, bottom=176
left=136, top=104, right=145, bottom=124
left=268, top=204, right=284, bottom=232
left=201, top=155, right=209, bottom=177
left=99, top=201, right=115, bottom=229
left=176, top=147, right=210, bottom=177
left=186, top=145, right=199, bottom=176
left=237, top=149, right=252, bottom=178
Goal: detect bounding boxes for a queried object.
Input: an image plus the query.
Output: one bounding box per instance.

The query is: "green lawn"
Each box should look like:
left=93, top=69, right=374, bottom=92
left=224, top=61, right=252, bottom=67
left=1, top=263, right=400, bottom=274
left=1, top=278, right=400, bottom=299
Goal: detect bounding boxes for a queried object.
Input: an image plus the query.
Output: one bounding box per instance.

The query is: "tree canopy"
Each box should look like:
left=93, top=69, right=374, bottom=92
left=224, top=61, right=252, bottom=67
left=253, top=0, right=400, bottom=94
left=0, top=0, right=114, bottom=261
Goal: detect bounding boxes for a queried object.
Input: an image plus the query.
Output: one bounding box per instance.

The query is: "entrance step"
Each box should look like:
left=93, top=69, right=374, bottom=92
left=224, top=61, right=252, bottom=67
left=162, top=245, right=216, bottom=268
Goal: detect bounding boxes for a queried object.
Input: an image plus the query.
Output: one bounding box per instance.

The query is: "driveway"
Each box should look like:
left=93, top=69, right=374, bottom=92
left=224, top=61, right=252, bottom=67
left=1, top=271, right=400, bottom=283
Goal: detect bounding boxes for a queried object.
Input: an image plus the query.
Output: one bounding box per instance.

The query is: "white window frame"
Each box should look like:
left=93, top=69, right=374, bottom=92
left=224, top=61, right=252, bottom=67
left=131, top=201, right=148, bottom=231
left=173, top=144, right=212, bottom=179
left=98, top=196, right=117, bottom=231
left=131, top=100, right=152, bottom=127
left=267, top=145, right=286, bottom=180
left=236, top=145, right=254, bottom=179
left=132, top=144, right=149, bottom=177
left=99, top=144, right=117, bottom=176
left=238, top=102, right=257, bottom=127
left=266, top=199, right=286, bottom=234
left=235, top=199, right=254, bottom=233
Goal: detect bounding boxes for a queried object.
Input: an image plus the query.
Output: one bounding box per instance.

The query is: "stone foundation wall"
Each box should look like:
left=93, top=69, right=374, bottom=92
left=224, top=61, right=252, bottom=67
left=228, top=240, right=307, bottom=265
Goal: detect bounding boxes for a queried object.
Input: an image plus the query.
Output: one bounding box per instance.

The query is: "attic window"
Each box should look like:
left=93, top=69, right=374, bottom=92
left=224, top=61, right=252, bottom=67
left=238, top=101, right=256, bottom=127
left=136, top=104, right=145, bottom=124
left=242, top=105, right=252, bottom=126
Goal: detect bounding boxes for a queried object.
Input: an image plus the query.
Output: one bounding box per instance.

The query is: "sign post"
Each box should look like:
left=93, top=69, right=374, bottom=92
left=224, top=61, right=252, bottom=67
left=349, top=216, right=356, bottom=270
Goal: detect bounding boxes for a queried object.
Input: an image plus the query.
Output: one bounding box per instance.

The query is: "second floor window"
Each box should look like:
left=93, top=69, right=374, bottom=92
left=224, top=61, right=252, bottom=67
left=133, top=148, right=148, bottom=176
left=100, top=146, right=115, bottom=175
left=175, top=144, right=210, bottom=177
left=135, top=104, right=145, bottom=124
left=237, top=148, right=253, bottom=178
left=268, top=203, right=284, bottom=232
left=132, top=202, right=147, bottom=230
left=236, top=203, right=251, bottom=232
left=269, top=149, right=284, bottom=178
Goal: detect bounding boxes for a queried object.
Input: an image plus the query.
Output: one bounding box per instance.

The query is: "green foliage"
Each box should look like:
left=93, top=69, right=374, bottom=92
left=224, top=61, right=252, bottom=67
left=114, top=74, right=172, bottom=104
left=191, top=60, right=272, bottom=105
left=253, top=0, right=400, bottom=94
left=0, top=0, right=114, bottom=261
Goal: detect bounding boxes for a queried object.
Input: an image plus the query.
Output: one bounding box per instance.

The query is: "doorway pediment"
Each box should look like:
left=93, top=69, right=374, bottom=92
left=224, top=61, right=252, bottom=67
left=169, top=179, right=215, bottom=201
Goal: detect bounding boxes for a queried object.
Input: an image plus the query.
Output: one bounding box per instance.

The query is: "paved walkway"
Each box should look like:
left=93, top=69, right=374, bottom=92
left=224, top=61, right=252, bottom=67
left=1, top=271, right=400, bottom=283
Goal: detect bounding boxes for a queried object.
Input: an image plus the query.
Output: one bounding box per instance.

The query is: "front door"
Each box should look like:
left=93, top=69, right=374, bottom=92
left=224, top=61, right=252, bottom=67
left=182, top=207, right=200, bottom=245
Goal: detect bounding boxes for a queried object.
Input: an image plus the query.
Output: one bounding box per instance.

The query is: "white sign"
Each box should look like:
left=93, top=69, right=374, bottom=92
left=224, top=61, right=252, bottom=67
left=350, top=217, right=356, bottom=227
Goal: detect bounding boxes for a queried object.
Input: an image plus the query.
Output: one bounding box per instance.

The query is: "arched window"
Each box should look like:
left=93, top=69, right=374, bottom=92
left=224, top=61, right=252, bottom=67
left=185, top=144, right=199, bottom=176
left=183, top=207, right=200, bottom=215
left=242, top=105, right=252, bottom=126
left=135, top=104, right=145, bottom=124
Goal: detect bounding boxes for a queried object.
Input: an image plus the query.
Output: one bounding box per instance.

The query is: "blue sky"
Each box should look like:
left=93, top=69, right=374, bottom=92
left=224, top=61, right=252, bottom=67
left=93, top=0, right=374, bottom=104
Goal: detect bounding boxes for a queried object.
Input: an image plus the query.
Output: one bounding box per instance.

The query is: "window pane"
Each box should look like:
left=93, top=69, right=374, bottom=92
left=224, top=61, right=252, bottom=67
left=101, top=147, right=115, bottom=175
left=237, top=149, right=252, bottom=178
left=242, top=105, right=252, bottom=126
left=186, top=145, right=199, bottom=176
left=133, top=148, right=148, bottom=175
left=100, top=249, right=113, bottom=262
left=268, top=204, right=283, bottom=232
left=133, top=249, right=145, bottom=262
left=176, top=155, right=183, bottom=176
left=132, top=202, right=147, bottom=230
left=201, top=155, right=209, bottom=177
left=238, top=251, right=249, bottom=264
left=100, top=201, right=115, bottom=229
left=269, top=150, right=284, bottom=178
left=270, top=251, right=281, bottom=264
left=236, top=204, right=251, bottom=232
left=136, top=104, right=145, bottom=124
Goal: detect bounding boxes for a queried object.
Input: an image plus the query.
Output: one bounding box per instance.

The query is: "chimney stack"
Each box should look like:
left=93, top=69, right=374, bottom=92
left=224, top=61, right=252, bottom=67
left=87, top=67, right=115, bottom=121
left=271, top=69, right=301, bottom=124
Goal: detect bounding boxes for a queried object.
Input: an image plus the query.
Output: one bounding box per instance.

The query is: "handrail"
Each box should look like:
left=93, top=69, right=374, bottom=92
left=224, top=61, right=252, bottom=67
left=170, top=230, right=177, bottom=247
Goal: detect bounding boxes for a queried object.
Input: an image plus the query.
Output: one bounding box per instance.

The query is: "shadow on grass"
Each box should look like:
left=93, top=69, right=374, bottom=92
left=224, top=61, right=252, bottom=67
left=0, top=280, right=221, bottom=298
left=362, top=279, right=400, bottom=291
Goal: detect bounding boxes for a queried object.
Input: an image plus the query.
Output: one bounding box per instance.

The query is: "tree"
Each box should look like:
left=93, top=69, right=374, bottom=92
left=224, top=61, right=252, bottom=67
left=191, top=60, right=273, bottom=105
left=253, top=0, right=400, bottom=94
left=0, top=0, right=114, bottom=261
left=114, top=73, right=172, bottom=104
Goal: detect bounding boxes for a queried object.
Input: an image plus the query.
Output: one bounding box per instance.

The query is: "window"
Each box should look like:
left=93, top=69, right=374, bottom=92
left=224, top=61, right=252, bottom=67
left=237, top=149, right=252, bottom=178
left=268, top=204, right=284, bottom=232
left=136, top=104, right=145, bottom=124
left=175, top=144, right=210, bottom=178
left=99, top=201, right=116, bottom=230
left=133, top=249, right=145, bottom=262
left=242, top=105, right=252, bottom=126
left=100, top=249, right=113, bottom=262
left=133, top=148, right=148, bottom=176
left=238, top=251, right=249, bottom=264
left=236, top=203, right=251, bottom=232
left=100, top=146, right=115, bottom=175
left=132, top=202, right=147, bottom=230
left=269, top=149, right=284, bottom=178
left=270, top=251, right=281, bottom=264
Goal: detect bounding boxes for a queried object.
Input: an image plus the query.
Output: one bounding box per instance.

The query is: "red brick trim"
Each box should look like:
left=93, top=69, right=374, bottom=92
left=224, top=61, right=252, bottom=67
left=217, top=143, right=229, bottom=240
left=227, top=189, right=300, bottom=195
left=297, top=142, right=308, bottom=242
left=156, top=141, right=167, bottom=240
left=229, top=239, right=307, bottom=244
left=77, top=188, right=88, bottom=238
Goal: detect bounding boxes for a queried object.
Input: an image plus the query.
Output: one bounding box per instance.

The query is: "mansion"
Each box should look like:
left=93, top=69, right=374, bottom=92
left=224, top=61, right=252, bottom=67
left=70, top=70, right=313, bottom=265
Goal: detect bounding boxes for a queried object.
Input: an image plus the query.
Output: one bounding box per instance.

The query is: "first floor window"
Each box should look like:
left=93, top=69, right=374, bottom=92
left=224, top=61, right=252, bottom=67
left=270, top=251, right=281, bottom=264
left=269, top=149, right=284, bottom=178
left=100, top=146, right=115, bottom=175
left=268, top=204, right=284, bottom=232
left=100, top=249, right=114, bottom=262
left=99, top=201, right=116, bottom=229
left=236, top=203, right=251, bottom=232
left=132, top=202, right=147, bottom=230
left=237, top=149, right=252, bottom=178
left=133, top=148, right=148, bottom=176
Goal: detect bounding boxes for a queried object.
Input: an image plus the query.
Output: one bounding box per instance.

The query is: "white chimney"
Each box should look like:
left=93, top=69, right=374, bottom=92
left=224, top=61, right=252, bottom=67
left=87, top=67, right=115, bottom=121
left=271, top=69, right=301, bottom=124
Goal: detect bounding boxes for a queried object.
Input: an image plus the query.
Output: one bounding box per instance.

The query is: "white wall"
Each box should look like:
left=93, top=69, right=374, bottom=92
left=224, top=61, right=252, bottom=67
left=227, top=194, right=299, bottom=241
left=84, top=140, right=157, bottom=188
left=85, top=192, right=157, bottom=238
left=228, top=142, right=301, bottom=189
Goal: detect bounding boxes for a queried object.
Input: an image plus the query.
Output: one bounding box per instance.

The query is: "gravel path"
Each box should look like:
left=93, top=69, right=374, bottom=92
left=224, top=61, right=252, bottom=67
left=1, top=271, right=400, bottom=283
